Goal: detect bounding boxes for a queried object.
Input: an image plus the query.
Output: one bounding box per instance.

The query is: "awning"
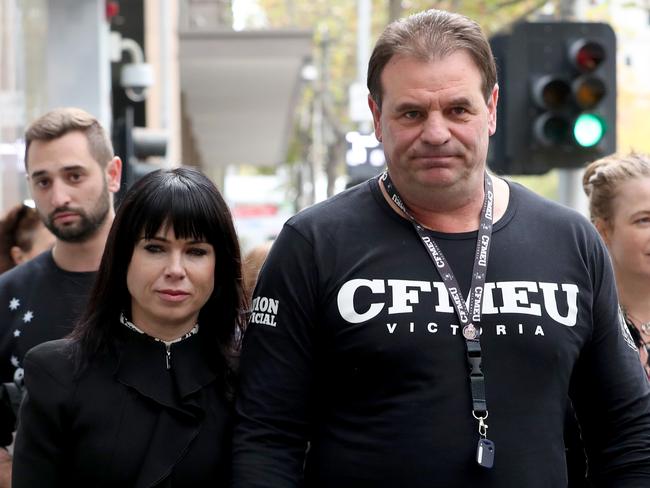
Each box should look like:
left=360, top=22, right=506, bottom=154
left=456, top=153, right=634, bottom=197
left=179, top=29, right=313, bottom=167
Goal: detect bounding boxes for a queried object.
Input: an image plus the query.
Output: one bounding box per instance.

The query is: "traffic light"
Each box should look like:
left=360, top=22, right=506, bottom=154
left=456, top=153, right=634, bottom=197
left=488, top=22, right=616, bottom=175
left=345, top=131, right=386, bottom=182
left=113, top=106, right=168, bottom=205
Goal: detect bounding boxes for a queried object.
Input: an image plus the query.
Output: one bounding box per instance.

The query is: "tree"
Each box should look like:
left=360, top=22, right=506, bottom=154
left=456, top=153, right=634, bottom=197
left=244, top=0, right=557, bottom=202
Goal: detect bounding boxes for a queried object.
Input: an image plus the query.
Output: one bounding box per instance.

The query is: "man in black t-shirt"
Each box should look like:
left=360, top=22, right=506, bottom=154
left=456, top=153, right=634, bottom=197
left=0, top=108, right=122, bottom=485
left=232, top=9, right=650, bottom=488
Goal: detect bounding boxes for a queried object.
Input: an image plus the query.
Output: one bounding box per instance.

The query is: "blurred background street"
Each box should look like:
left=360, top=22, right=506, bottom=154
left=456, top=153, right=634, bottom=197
left=2, top=0, right=650, bottom=251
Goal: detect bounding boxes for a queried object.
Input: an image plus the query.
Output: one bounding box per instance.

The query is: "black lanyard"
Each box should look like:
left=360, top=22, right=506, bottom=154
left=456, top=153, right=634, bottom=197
left=380, top=171, right=496, bottom=469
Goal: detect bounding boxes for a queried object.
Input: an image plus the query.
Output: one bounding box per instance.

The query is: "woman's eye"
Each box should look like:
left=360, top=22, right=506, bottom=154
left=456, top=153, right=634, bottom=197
left=143, top=244, right=163, bottom=253
left=188, top=248, right=208, bottom=257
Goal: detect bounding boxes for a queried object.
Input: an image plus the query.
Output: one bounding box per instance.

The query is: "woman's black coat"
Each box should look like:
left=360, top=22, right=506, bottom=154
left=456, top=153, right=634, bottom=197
left=12, top=328, right=232, bottom=487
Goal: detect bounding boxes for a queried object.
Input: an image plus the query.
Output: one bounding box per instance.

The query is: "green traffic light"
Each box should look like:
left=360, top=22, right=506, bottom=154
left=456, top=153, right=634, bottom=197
left=573, top=114, right=606, bottom=147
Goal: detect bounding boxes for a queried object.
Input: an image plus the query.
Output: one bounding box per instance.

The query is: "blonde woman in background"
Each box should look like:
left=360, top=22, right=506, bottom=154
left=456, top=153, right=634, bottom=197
left=583, top=152, right=650, bottom=377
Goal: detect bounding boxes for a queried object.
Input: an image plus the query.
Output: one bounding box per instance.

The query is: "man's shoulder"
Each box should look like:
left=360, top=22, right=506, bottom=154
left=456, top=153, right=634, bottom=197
left=0, top=251, right=54, bottom=290
left=508, top=179, right=591, bottom=225
left=287, top=178, right=379, bottom=229
left=505, top=179, right=604, bottom=254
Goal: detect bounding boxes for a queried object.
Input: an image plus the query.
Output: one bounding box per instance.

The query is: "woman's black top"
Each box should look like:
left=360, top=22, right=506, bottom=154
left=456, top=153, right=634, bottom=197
left=12, top=325, right=232, bottom=487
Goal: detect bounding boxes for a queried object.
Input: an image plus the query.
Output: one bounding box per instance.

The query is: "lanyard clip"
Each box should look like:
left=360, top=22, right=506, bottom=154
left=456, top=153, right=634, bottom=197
left=473, top=410, right=489, bottom=438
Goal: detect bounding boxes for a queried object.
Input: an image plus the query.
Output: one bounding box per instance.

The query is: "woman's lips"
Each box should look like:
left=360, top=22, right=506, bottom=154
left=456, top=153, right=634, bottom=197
left=156, top=290, right=190, bottom=302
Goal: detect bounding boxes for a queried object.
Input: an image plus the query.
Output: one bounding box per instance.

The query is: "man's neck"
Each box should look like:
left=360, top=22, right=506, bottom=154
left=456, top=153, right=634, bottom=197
left=51, top=215, right=114, bottom=272
left=380, top=175, right=509, bottom=233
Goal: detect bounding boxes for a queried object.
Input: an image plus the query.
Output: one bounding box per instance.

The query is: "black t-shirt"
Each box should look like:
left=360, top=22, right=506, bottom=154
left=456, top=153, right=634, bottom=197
left=233, top=177, right=650, bottom=487
left=0, top=250, right=95, bottom=445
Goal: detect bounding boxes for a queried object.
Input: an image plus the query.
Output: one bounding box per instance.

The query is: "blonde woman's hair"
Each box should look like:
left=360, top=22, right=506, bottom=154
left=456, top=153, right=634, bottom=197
left=582, top=152, right=650, bottom=222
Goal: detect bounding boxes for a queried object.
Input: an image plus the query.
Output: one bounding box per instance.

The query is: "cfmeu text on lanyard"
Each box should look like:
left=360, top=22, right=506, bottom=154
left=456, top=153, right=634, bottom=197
left=381, top=170, right=496, bottom=469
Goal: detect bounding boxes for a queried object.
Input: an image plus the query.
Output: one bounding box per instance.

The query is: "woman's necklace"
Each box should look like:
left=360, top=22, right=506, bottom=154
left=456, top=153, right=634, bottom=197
left=625, top=310, right=650, bottom=335
left=119, top=312, right=199, bottom=344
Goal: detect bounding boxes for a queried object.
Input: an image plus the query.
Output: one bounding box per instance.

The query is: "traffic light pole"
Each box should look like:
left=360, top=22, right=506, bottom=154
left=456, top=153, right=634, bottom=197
left=555, top=0, right=590, bottom=216
left=558, top=0, right=577, bottom=21
left=557, top=168, right=589, bottom=215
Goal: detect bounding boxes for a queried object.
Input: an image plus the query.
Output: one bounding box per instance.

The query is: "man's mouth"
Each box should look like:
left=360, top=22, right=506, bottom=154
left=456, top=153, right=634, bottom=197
left=53, top=211, right=79, bottom=222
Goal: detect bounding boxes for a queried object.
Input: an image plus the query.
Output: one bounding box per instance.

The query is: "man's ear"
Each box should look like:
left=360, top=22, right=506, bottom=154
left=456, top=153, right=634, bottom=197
left=368, top=95, right=382, bottom=142
left=10, top=246, right=25, bottom=266
left=106, top=156, right=122, bottom=193
left=487, top=84, right=499, bottom=136
left=24, top=173, right=34, bottom=198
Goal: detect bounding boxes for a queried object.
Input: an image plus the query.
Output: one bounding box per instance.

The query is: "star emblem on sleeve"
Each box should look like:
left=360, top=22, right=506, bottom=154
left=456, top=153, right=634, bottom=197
left=13, top=329, right=20, bottom=337
left=8, top=298, right=19, bottom=311
left=22, top=310, right=34, bottom=323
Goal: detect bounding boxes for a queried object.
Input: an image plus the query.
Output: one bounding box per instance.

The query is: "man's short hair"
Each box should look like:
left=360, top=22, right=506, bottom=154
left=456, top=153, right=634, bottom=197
left=24, top=107, right=114, bottom=168
left=367, top=9, right=497, bottom=109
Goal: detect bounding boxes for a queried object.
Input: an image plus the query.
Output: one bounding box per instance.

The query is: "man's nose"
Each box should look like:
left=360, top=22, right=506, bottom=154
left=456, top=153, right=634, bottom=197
left=420, top=113, right=451, bottom=145
left=50, top=180, right=72, bottom=208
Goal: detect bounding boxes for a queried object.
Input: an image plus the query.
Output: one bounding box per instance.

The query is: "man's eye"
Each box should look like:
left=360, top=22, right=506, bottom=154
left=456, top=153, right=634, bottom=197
left=451, top=107, right=468, bottom=116
left=35, top=179, right=50, bottom=188
left=66, top=171, right=85, bottom=183
left=404, top=111, right=420, bottom=120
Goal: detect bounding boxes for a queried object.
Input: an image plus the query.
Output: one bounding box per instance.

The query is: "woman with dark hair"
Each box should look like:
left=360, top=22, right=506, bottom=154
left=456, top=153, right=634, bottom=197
left=0, top=203, right=54, bottom=273
left=12, top=167, right=246, bottom=487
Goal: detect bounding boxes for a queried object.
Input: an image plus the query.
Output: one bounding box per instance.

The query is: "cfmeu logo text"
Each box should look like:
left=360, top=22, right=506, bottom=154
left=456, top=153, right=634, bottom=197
left=250, top=296, right=279, bottom=327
